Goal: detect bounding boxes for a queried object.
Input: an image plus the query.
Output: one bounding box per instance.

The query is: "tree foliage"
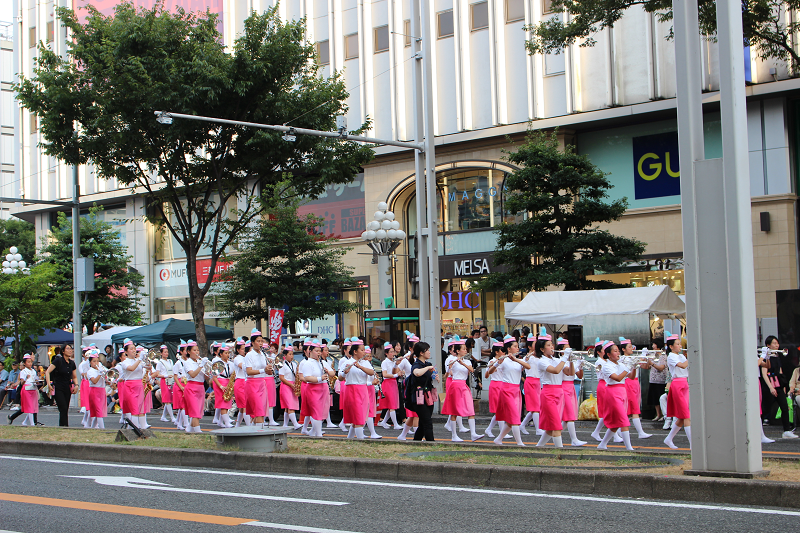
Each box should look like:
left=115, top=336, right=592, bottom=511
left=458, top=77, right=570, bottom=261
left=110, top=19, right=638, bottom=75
left=477, top=131, right=646, bottom=293
left=0, top=218, right=36, bottom=262
left=217, top=197, right=364, bottom=332
left=39, top=206, right=145, bottom=334
left=526, top=0, right=800, bottom=75
left=0, top=263, right=72, bottom=359
left=15, top=3, right=373, bottom=352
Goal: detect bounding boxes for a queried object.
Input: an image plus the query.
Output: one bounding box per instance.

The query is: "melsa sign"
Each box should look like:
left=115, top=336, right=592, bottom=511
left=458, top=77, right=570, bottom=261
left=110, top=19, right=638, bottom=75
left=632, top=131, right=681, bottom=200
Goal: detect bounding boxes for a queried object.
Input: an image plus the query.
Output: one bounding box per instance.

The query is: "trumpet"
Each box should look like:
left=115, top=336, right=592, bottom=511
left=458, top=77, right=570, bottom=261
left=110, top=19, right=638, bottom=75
left=759, top=349, right=788, bottom=356
left=619, top=354, right=657, bottom=368
left=202, top=360, right=213, bottom=376
left=554, top=350, right=591, bottom=356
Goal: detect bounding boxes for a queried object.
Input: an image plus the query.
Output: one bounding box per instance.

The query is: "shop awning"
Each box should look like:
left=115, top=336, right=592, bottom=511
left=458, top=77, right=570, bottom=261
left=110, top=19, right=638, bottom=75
left=111, top=318, right=233, bottom=348
left=504, top=285, right=686, bottom=326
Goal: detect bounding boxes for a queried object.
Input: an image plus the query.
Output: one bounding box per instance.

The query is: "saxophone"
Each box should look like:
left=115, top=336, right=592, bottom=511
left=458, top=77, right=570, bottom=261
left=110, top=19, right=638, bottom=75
left=293, top=373, right=302, bottom=397
left=143, top=349, right=158, bottom=394
left=223, top=374, right=235, bottom=402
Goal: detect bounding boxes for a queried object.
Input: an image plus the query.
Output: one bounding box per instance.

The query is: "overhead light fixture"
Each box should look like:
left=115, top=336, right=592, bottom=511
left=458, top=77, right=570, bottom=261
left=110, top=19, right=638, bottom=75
left=156, top=112, right=173, bottom=125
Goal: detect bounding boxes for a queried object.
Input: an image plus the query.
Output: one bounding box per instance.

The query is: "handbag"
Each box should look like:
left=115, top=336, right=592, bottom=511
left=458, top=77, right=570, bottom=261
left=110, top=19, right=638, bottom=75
left=415, top=387, right=424, bottom=405
left=424, top=389, right=436, bottom=406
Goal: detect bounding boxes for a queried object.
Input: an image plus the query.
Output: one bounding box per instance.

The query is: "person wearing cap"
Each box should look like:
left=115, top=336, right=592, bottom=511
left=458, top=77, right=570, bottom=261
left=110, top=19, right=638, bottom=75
left=558, top=337, right=587, bottom=446
left=485, top=335, right=530, bottom=446
left=664, top=331, right=691, bottom=449
left=444, top=336, right=483, bottom=442
left=152, top=345, right=176, bottom=423
left=9, top=354, right=39, bottom=426
left=43, top=343, right=78, bottom=427
left=378, top=341, right=404, bottom=430
left=619, top=337, right=652, bottom=439
left=534, top=333, right=567, bottom=448
left=233, top=338, right=251, bottom=427
left=341, top=337, right=375, bottom=439
left=181, top=340, right=206, bottom=433
left=137, top=346, right=155, bottom=429
left=337, top=339, right=353, bottom=432
left=279, top=343, right=302, bottom=429
left=590, top=337, right=614, bottom=442
left=245, top=329, right=271, bottom=427
left=482, top=344, right=503, bottom=439
left=77, top=346, right=92, bottom=426
left=119, top=339, right=151, bottom=429
left=441, top=337, right=469, bottom=436
left=86, top=351, right=107, bottom=429
left=298, top=338, right=315, bottom=435
left=362, top=345, right=383, bottom=439
left=596, top=341, right=635, bottom=451
left=262, top=334, right=279, bottom=427
left=298, top=339, right=335, bottom=437
left=115, top=349, right=127, bottom=425
left=211, top=343, right=235, bottom=428
left=320, top=343, right=338, bottom=428
left=521, top=332, right=542, bottom=436
left=172, top=341, right=188, bottom=430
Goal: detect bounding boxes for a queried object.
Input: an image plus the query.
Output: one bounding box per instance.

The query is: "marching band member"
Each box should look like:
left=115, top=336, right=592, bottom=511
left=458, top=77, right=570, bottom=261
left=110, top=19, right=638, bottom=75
left=153, top=345, right=176, bottom=423
left=172, top=341, right=188, bottom=430
left=137, top=346, right=153, bottom=429
left=245, top=329, right=271, bottom=428
left=212, top=343, right=235, bottom=428
left=363, top=345, right=382, bottom=439
left=299, top=338, right=315, bottom=435
left=279, top=344, right=302, bottom=429
left=620, top=337, right=652, bottom=439
left=9, top=354, right=38, bottom=426
left=409, top=341, right=438, bottom=441
left=298, top=339, right=335, bottom=437
left=378, top=341, right=404, bottom=430
left=119, top=338, right=151, bottom=429
left=397, top=335, right=419, bottom=440
left=86, top=351, right=107, bottom=429
left=337, top=339, right=353, bottom=432
left=664, top=331, right=691, bottom=449
left=559, top=337, right=587, bottom=446
left=596, top=341, right=635, bottom=451
left=445, top=335, right=483, bottom=442
left=320, top=343, right=337, bottom=428
left=485, top=334, right=529, bottom=446
left=263, top=336, right=279, bottom=427
left=521, top=332, right=542, bottom=435
left=442, top=338, right=469, bottom=435
left=535, top=333, right=566, bottom=448
left=115, top=349, right=126, bottom=425
left=233, top=337, right=251, bottom=427
left=78, top=351, right=91, bottom=428
left=182, top=340, right=205, bottom=433
left=590, top=337, right=615, bottom=442
left=342, top=337, right=375, bottom=439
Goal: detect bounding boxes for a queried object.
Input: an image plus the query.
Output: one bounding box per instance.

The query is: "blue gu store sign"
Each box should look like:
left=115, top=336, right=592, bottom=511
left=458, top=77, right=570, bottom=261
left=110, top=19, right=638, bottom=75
left=632, top=131, right=681, bottom=200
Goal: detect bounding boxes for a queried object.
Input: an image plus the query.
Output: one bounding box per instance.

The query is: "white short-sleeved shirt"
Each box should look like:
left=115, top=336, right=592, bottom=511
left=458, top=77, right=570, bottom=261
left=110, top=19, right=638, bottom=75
left=244, top=350, right=268, bottom=379
left=561, top=355, right=577, bottom=382
left=344, top=359, right=370, bottom=385
left=279, top=360, right=298, bottom=381
left=183, top=358, right=206, bottom=383
left=87, top=367, right=105, bottom=388
left=115, top=362, right=126, bottom=380
left=537, top=357, right=563, bottom=386
left=667, top=352, right=689, bottom=379
left=495, top=358, right=523, bottom=384
left=233, top=354, right=248, bottom=379
left=156, top=359, right=174, bottom=383
left=485, top=357, right=497, bottom=382
left=216, top=359, right=235, bottom=379
left=338, top=356, right=352, bottom=378
left=121, top=358, right=144, bottom=380
left=381, top=358, right=398, bottom=379
left=444, top=354, right=457, bottom=375
left=78, top=359, right=90, bottom=379
left=173, top=359, right=186, bottom=381
left=450, top=358, right=471, bottom=381
left=602, top=360, right=627, bottom=385
left=299, top=358, right=324, bottom=382
left=523, top=355, right=541, bottom=378
left=475, top=337, right=492, bottom=361
left=21, top=367, right=37, bottom=389
left=396, top=357, right=411, bottom=377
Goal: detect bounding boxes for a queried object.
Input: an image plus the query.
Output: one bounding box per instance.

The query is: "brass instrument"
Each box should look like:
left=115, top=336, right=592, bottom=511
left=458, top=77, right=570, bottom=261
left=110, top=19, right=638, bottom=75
left=202, top=360, right=213, bottom=376
left=105, top=368, right=119, bottom=383
left=554, top=350, right=591, bottom=356
left=211, top=361, right=227, bottom=376
left=213, top=361, right=235, bottom=402
left=759, top=349, right=788, bottom=356
left=293, top=373, right=302, bottom=397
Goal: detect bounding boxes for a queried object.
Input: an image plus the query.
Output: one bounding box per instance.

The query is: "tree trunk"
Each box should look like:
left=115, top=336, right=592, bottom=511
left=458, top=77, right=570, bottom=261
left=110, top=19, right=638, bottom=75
left=185, top=249, right=209, bottom=357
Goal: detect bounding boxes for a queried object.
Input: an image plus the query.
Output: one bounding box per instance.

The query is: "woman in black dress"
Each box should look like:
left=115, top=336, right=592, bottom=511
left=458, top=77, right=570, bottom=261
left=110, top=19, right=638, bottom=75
left=45, top=344, right=78, bottom=426
left=407, top=342, right=437, bottom=441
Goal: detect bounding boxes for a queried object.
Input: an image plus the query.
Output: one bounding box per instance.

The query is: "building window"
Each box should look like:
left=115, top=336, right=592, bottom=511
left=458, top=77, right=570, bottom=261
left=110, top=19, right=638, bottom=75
left=47, top=21, right=54, bottom=43
left=29, top=27, right=35, bottom=48
left=471, top=2, right=489, bottom=31
left=544, top=50, right=565, bottom=75
left=438, top=10, right=454, bottom=39
left=404, top=20, right=411, bottom=47
left=374, top=25, right=389, bottom=53
left=506, top=0, right=525, bottom=22
left=316, top=40, right=330, bottom=65
left=345, top=33, right=359, bottom=60
left=543, top=0, right=555, bottom=14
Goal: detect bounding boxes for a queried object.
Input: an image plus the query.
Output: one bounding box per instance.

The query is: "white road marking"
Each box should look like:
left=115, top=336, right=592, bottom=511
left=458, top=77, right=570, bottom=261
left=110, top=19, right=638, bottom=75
left=6, top=455, right=798, bottom=517
left=244, top=522, right=363, bottom=533
left=60, top=475, right=348, bottom=506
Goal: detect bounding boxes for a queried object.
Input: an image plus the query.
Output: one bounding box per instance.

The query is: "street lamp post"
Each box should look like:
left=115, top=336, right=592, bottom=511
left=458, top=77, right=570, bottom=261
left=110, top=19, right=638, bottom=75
left=361, top=203, right=407, bottom=309
left=2, top=246, right=28, bottom=274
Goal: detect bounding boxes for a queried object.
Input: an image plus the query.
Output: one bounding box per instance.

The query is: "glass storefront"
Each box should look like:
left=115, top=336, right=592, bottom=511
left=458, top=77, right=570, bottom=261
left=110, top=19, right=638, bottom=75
left=587, top=259, right=685, bottom=295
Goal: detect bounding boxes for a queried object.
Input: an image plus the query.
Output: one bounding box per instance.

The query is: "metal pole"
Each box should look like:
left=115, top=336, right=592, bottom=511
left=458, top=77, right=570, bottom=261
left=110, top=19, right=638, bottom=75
left=72, top=164, right=82, bottom=364
left=377, top=254, right=393, bottom=309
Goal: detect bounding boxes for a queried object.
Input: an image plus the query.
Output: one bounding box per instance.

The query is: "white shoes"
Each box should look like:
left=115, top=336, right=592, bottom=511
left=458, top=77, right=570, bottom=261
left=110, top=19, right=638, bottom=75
left=571, top=439, right=587, bottom=446
left=637, top=432, right=653, bottom=439
left=520, top=427, right=530, bottom=435
left=782, top=430, right=799, bottom=439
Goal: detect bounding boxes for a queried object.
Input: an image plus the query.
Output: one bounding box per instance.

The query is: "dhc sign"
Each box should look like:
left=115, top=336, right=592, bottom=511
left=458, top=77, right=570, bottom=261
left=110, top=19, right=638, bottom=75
left=632, top=131, right=681, bottom=200
left=441, top=291, right=481, bottom=310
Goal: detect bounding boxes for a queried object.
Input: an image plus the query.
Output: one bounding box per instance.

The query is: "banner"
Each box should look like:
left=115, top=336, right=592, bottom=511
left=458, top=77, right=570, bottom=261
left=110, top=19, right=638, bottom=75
left=632, top=131, right=681, bottom=200
left=268, top=309, right=284, bottom=344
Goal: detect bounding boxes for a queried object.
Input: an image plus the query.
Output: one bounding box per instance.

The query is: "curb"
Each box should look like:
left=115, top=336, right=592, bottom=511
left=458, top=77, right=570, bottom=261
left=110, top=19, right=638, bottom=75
left=1, top=438, right=798, bottom=509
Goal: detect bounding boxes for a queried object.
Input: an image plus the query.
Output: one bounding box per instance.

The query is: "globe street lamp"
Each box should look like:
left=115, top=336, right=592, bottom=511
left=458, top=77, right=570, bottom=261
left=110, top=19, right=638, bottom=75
left=2, top=246, right=29, bottom=275
left=362, top=202, right=406, bottom=309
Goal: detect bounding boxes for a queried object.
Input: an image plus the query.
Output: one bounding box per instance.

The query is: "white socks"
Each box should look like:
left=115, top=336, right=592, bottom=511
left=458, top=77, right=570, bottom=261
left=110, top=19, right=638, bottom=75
left=93, top=418, right=105, bottom=429
left=598, top=429, right=613, bottom=450
left=684, top=426, right=692, bottom=449
left=613, top=429, right=623, bottom=443
left=565, top=421, right=587, bottom=446
left=520, top=412, right=533, bottom=434
left=366, top=418, right=382, bottom=438
left=339, top=420, right=347, bottom=432
left=591, top=419, right=605, bottom=440
left=664, top=424, right=681, bottom=449
left=621, top=430, right=634, bottom=451
left=326, top=415, right=335, bottom=428
left=221, top=414, right=232, bottom=427
left=88, top=417, right=96, bottom=428
left=311, top=419, right=324, bottom=437
left=165, top=404, right=175, bottom=421
left=347, top=424, right=355, bottom=438
left=552, top=436, right=563, bottom=448
left=236, top=411, right=243, bottom=427
left=457, top=416, right=468, bottom=432
left=81, top=411, right=90, bottom=427
left=468, top=418, right=482, bottom=441
left=268, top=408, right=278, bottom=425
left=398, top=424, right=411, bottom=440
left=511, top=426, right=525, bottom=446
left=494, top=423, right=511, bottom=445
left=451, top=424, right=463, bottom=442
left=389, top=411, right=401, bottom=428
left=354, top=427, right=365, bottom=440
left=485, top=415, right=497, bottom=437
left=301, top=416, right=311, bottom=435
left=536, top=432, right=552, bottom=447
left=761, top=425, right=775, bottom=444
left=532, top=412, right=541, bottom=433
left=631, top=417, right=652, bottom=438
left=212, top=408, right=221, bottom=425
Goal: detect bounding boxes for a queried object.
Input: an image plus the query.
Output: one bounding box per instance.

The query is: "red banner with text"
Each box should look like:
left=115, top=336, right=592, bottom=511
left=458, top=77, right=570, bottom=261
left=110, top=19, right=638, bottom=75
left=268, top=309, right=284, bottom=344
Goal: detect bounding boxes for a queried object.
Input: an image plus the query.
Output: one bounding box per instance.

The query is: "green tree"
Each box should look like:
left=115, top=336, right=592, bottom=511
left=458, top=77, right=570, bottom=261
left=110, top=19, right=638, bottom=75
left=217, top=198, right=364, bottom=333
left=0, top=263, right=72, bottom=359
left=15, top=3, right=373, bottom=352
left=39, top=206, right=145, bottom=335
left=477, top=131, right=646, bottom=293
left=526, top=0, right=800, bottom=75
left=0, top=218, right=35, bottom=262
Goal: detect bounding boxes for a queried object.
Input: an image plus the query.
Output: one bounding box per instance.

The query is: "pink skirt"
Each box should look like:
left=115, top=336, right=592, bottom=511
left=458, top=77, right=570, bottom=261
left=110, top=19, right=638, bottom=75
left=539, top=384, right=564, bottom=431
left=80, top=378, right=90, bottom=409
left=300, top=382, right=310, bottom=418
left=89, top=386, right=107, bottom=418
left=494, top=381, right=522, bottom=425
left=143, top=390, right=153, bottom=413
left=160, top=379, right=173, bottom=403
left=488, top=380, right=499, bottom=413
left=339, top=381, right=347, bottom=406
left=234, top=379, right=248, bottom=414
left=447, top=380, right=475, bottom=417
left=213, top=378, right=233, bottom=410
left=596, top=380, right=607, bottom=419
left=246, top=378, right=267, bottom=417
left=280, top=381, right=299, bottom=410
left=667, top=377, right=690, bottom=419
left=265, top=376, right=276, bottom=408
left=183, top=380, right=204, bottom=419
left=343, top=383, right=369, bottom=425
left=625, top=378, right=641, bottom=415
left=304, top=382, right=329, bottom=421
left=122, top=380, right=144, bottom=416
left=21, top=387, right=38, bottom=414
left=441, top=377, right=454, bottom=415
left=378, top=378, right=399, bottom=410
left=172, top=382, right=184, bottom=410
left=603, top=384, right=629, bottom=429
left=117, top=380, right=125, bottom=411
left=524, top=377, right=541, bottom=412
left=368, top=385, right=377, bottom=418
left=561, top=381, right=578, bottom=421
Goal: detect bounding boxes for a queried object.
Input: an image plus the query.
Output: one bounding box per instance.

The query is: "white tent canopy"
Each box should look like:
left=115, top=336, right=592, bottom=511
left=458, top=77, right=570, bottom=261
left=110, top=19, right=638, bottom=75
left=505, top=285, right=686, bottom=326
left=82, top=326, right=139, bottom=349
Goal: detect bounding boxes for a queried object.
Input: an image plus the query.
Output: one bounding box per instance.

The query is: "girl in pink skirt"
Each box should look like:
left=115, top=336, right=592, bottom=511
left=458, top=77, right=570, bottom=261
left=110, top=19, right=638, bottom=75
left=342, top=337, right=375, bottom=439
left=245, top=329, right=270, bottom=427
left=120, top=338, right=150, bottom=429
left=620, top=337, right=652, bottom=439
left=364, top=345, right=382, bottom=439
left=378, top=341, right=403, bottom=429
left=86, top=351, right=107, bottom=429
left=535, top=331, right=567, bottom=448
left=154, top=345, right=176, bottom=423
left=337, top=339, right=352, bottom=432
left=590, top=338, right=613, bottom=442
left=17, top=355, right=39, bottom=426
left=182, top=340, right=206, bottom=433
left=486, top=335, right=530, bottom=446
left=279, top=346, right=302, bottom=429
left=211, top=344, right=235, bottom=428
left=596, top=341, right=635, bottom=451
left=233, top=338, right=251, bottom=427
left=521, top=332, right=542, bottom=435
left=172, top=343, right=187, bottom=430
left=664, top=331, right=691, bottom=449
left=299, top=339, right=335, bottom=437
left=558, top=337, right=587, bottom=446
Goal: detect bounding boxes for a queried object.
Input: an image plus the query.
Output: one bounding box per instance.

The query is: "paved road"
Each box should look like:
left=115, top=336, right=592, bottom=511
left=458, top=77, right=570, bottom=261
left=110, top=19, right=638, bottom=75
left=0, top=451, right=797, bottom=533
left=9, top=406, right=800, bottom=457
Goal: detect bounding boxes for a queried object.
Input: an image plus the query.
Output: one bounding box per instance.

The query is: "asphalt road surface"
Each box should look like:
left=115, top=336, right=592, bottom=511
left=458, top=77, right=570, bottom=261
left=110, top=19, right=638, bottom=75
left=1, top=451, right=797, bottom=533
